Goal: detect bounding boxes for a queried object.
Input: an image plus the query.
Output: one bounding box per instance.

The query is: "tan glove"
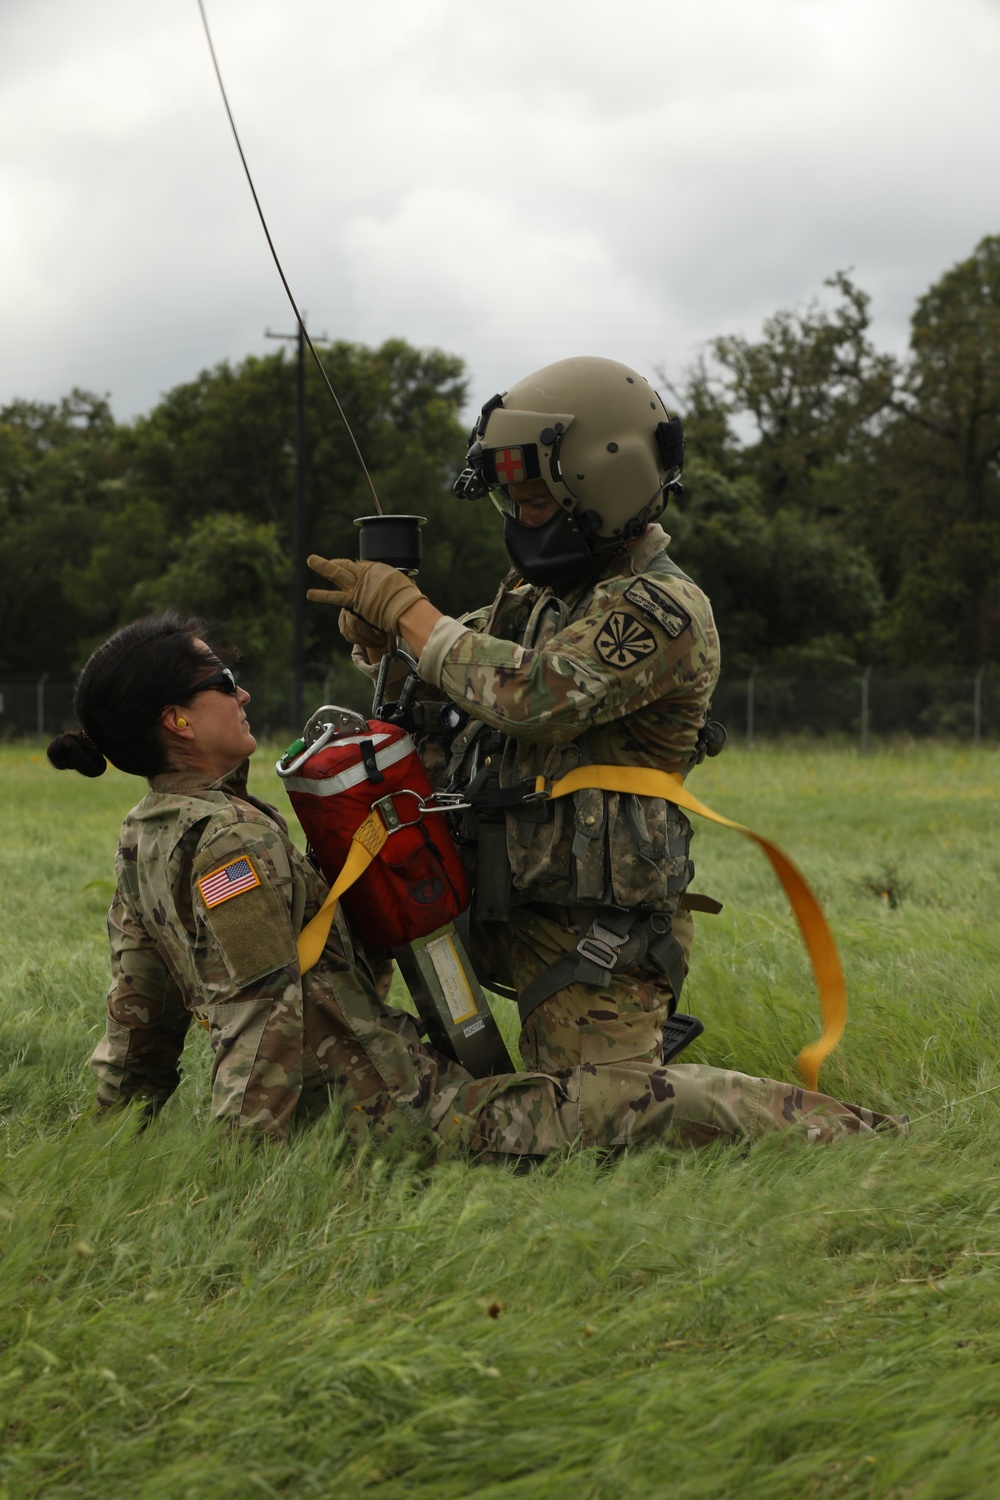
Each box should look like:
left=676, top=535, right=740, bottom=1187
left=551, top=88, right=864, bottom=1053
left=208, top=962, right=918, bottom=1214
left=337, top=608, right=387, bottom=651
left=307, top=556, right=427, bottom=634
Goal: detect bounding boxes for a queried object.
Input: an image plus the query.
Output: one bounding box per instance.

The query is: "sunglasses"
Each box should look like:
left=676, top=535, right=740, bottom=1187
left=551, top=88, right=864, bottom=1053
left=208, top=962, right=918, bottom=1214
left=188, top=666, right=239, bottom=698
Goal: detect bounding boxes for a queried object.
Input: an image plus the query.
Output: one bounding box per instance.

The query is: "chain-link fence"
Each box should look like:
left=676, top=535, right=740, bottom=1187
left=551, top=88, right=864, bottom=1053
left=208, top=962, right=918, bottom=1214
left=6, top=666, right=1000, bottom=749
left=0, top=664, right=371, bottom=746
left=710, top=668, right=1000, bottom=748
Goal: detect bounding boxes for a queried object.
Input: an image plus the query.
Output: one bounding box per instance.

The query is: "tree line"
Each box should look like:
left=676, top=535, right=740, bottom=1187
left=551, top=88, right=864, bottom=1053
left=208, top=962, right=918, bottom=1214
left=2, top=236, right=999, bottom=683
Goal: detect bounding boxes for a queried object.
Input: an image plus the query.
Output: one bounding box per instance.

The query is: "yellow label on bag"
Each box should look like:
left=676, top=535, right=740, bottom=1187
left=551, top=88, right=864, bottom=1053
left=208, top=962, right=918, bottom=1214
left=424, top=933, right=477, bottom=1024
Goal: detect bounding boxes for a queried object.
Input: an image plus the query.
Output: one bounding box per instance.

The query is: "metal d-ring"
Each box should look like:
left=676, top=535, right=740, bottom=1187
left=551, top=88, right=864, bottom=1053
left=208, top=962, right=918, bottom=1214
left=371, top=789, right=426, bottom=833
left=371, top=788, right=473, bottom=832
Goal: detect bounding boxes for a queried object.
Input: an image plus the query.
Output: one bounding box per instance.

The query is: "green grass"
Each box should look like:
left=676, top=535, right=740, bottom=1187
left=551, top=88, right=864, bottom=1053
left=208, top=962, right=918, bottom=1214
left=2, top=743, right=1000, bottom=1498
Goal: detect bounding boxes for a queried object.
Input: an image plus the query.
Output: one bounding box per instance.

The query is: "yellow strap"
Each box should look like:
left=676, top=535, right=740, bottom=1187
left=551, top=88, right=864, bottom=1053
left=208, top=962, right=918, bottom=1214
left=536, top=766, right=846, bottom=1090
left=296, top=809, right=390, bottom=975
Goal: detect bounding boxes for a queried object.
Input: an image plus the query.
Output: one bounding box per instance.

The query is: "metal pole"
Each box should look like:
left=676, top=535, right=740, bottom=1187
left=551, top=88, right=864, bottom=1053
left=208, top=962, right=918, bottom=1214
left=267, top=319, right=329, bottom=733
left=747, top=667, right=757, bottom=751
left=860, top=665, right=872, bottom=756
left=292, top=321, right=306, bottom=731
left=37, top=671, right=49, bottom=741
left=974, top=665, right=984, bottom=748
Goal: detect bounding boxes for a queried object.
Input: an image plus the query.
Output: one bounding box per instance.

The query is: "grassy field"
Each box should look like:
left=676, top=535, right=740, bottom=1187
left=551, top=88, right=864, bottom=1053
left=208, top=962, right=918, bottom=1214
left=2, top=741, right=999, bottom=1498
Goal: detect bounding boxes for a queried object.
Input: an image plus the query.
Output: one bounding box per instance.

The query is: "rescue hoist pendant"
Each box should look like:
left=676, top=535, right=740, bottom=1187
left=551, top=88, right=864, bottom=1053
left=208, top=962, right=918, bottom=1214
left=354, top=513, right=426, bottom=574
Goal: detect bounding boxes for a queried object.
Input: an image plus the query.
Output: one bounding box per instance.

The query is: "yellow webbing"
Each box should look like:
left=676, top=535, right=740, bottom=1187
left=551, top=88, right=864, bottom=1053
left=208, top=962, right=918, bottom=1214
left=296, top=809, right=390, bottom=976
left=536, top=766, right=847, bottom=1090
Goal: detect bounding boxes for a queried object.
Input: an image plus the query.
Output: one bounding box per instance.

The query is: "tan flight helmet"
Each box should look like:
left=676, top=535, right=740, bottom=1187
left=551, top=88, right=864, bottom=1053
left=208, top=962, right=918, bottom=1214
left=455, top=356, right=685, bottom=546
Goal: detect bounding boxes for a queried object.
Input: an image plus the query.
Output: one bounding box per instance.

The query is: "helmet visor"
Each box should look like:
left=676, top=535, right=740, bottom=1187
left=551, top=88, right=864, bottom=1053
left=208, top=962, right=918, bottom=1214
left=489, top=486, right=517, bottom=521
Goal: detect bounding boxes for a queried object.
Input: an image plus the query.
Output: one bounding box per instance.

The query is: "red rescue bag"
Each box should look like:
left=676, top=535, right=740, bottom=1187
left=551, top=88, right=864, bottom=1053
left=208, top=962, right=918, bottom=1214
left=278, top=719, right=470, bottom=949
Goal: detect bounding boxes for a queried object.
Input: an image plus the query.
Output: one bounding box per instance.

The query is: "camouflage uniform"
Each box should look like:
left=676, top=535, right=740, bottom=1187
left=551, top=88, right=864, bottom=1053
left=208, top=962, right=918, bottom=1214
left=90, top=762, right=900, bottom=1150
left=414, top=522, right=714, bottom=1076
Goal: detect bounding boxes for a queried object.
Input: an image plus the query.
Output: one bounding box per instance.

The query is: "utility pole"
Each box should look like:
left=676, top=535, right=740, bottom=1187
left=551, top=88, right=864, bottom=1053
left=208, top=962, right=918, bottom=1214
left=266, top=316, right=329, bottom=730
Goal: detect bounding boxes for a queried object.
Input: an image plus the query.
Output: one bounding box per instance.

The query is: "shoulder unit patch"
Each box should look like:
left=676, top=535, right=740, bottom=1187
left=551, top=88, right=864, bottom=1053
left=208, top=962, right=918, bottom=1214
left=624, top=579, right=692, bottom=639
left=595, top=611, right=658, bottom=669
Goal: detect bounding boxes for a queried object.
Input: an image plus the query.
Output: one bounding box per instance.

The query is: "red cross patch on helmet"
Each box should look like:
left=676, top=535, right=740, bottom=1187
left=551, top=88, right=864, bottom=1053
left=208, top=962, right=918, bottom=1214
left=492, top=447, right=527, bottom=485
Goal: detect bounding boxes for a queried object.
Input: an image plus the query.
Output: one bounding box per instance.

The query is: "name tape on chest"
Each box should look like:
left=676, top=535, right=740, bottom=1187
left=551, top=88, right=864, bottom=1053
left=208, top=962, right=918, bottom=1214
left=197, top=856, right=261, bottom=909
left=594, top=611, right=658, bottom=669
left=624, top=579, right=692, bottom=639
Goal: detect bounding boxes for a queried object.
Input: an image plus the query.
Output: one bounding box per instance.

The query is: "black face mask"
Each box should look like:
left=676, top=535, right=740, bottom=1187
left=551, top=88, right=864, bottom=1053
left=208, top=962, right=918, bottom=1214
left=502, top=508, right=596, bottom=590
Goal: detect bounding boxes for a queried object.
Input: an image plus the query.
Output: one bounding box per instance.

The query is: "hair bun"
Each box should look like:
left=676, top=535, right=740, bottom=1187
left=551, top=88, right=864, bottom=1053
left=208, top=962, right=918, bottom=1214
left=46, top=731, right=107, bottom=778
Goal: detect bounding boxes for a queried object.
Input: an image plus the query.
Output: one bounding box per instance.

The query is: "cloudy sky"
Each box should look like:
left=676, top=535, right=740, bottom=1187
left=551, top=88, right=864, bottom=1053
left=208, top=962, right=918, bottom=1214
left=2, top=0, right=998, bottom=427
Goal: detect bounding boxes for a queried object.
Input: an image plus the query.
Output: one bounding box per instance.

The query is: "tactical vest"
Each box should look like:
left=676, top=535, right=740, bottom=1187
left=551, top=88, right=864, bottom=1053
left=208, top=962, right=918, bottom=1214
left=445, top=542, right=717, bottom=923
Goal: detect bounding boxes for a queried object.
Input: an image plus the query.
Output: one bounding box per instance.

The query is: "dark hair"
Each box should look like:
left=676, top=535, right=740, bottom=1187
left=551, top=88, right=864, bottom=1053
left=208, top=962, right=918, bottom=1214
left=46, top=611, right=213, bottom=779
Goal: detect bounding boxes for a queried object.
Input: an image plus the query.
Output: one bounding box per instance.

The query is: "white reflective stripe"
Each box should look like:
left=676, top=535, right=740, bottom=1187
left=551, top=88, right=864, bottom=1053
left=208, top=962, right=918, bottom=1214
left=316, top=731, right=393, bottom=749
left=282, top=733, right=415, bottom=797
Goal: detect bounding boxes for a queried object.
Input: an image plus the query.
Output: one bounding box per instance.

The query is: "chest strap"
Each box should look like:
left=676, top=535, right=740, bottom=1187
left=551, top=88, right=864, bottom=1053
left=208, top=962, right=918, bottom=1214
left=528, top=766, right=846, bottom=1092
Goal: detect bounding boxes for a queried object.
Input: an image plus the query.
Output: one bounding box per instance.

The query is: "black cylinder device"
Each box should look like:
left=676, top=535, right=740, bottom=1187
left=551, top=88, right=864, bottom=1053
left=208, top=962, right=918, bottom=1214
left=354, top=514, right=426, bottom=574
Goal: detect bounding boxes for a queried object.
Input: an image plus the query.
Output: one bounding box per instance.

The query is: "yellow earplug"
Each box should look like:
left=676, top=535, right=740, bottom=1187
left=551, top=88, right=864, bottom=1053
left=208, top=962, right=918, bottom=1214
left=176, top=717, right=188, bottom=727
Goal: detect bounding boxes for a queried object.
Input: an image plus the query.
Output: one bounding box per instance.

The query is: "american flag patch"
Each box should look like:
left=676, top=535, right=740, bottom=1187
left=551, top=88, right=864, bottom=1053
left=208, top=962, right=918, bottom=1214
left=197, top=857, right=260, bottom=909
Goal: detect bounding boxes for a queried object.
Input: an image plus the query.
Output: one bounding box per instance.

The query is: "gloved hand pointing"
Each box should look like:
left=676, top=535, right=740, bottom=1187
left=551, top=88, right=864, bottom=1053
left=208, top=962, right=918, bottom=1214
left=306, top=556, right=428, bottom=635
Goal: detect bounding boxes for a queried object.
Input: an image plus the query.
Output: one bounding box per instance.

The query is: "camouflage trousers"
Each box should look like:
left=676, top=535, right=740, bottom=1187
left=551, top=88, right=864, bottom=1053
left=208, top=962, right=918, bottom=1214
left=286, top=972, right=594, bottom=1160
left=462, top=904, right=905, bottom=1155
left=238, top=905, right=903, bottom=1157
left=290, top=982, right=892, bottom=1163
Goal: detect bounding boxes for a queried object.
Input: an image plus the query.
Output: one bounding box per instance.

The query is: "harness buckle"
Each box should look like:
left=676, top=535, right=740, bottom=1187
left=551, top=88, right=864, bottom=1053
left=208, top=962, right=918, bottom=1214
left=576, top=921, right=622, bottom=971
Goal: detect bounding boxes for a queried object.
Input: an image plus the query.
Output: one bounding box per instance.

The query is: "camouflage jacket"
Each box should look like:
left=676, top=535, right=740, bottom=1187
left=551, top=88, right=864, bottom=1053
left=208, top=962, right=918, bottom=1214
left=90, top=762, right=445, bottom=1139
left=417, top=524, right=721, bottom=911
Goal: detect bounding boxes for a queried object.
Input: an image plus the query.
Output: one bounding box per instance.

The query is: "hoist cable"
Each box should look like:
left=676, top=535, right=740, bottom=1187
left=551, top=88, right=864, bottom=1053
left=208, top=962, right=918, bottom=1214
left=196, top=0, right=382, bottom=514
